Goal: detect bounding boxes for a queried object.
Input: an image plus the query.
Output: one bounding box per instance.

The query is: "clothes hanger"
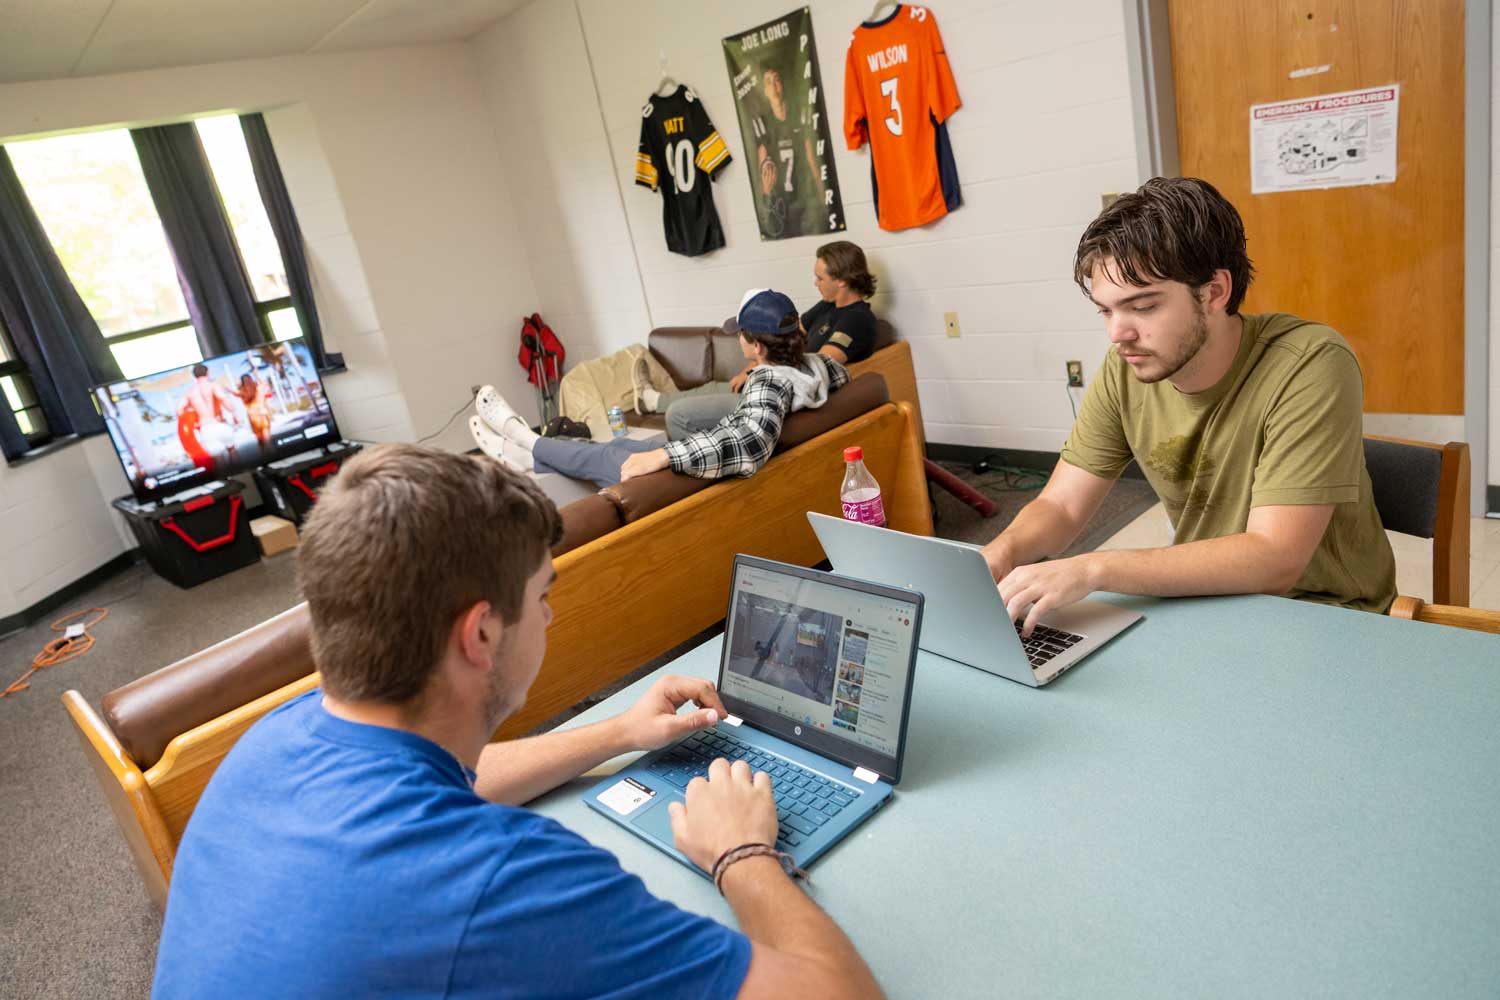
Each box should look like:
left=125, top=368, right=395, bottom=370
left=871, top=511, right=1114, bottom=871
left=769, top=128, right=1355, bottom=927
left=868, top=1, right=900, bottom=20
left=654, top=50, right=678, bottom=97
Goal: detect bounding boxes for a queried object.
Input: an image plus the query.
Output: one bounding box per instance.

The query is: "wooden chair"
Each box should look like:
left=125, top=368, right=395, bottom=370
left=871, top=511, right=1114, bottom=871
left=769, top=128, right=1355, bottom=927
left=1389, top=597, right=1500, bottom=635
left=1363, top=436, right=1470, bottom=606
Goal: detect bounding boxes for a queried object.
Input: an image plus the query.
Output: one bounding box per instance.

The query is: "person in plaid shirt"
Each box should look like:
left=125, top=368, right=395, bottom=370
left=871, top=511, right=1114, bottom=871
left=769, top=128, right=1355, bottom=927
left=469, top=290, right=849, bottom=488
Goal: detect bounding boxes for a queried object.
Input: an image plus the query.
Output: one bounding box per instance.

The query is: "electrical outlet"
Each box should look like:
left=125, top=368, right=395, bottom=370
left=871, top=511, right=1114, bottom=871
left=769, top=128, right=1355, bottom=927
left=1066, top=360, right=1084, bottom=387
left=944, top=312, right=961, bottom=338
left=1101, top=192, right=1120, bottom=210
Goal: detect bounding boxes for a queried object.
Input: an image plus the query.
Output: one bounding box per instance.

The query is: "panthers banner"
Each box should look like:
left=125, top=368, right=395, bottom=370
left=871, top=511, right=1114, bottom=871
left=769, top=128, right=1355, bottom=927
left=722, top=8, right=846, bottom=240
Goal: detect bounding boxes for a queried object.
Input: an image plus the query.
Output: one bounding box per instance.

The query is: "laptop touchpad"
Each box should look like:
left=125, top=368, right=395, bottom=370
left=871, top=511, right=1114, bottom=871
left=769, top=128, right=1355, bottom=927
left=630, top=796, right=680, bottom=844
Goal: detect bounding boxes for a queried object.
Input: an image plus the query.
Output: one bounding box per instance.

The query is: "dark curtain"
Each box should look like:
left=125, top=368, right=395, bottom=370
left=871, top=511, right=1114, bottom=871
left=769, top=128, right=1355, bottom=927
left=0, top=147, right=119, bottom=455
left=240, top=113, right=343, bottom=371
left=131, top=123, right=261, bottom=358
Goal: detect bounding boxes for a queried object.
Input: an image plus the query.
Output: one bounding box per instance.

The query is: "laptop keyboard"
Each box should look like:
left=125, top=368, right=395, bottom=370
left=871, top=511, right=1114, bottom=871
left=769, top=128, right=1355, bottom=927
left=1014, top=620, right=1085, bottom=668
left=645, top=728, right=861, bottom=850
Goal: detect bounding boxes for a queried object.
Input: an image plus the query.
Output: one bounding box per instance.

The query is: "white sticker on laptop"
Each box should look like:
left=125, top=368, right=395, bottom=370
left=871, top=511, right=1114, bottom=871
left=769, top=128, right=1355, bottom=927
left=852, top=766, right=880, bottom=784
left=598, top=777, right=656, bottom=816
left=722, top=714, right=743, bottom=727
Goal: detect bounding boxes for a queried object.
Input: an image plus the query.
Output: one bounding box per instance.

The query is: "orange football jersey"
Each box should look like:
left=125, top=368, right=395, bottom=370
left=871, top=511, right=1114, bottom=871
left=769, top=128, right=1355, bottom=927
left=844, top=4, right=961, bottom=231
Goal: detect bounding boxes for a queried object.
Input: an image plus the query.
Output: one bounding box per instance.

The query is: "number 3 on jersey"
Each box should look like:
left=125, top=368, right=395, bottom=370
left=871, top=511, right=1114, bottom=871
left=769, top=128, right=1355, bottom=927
left=880, top=78, right=902, bottom=136
left=662, top=139, right=695, bottom=193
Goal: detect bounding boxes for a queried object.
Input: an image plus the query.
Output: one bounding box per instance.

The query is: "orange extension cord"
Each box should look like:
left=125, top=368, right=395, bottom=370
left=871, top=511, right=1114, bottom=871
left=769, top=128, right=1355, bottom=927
left=1, top=607, right=108, bottom=700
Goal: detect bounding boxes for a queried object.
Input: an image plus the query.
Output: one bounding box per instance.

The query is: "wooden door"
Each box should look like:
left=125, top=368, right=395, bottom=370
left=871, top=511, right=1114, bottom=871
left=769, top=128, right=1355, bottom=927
left=1167, top=0, right=1465, bottom=415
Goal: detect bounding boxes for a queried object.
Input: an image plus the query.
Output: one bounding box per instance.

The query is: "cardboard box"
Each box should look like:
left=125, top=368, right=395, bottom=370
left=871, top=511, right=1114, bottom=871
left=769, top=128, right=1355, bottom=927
left=250, top=515, right=298, bottom=557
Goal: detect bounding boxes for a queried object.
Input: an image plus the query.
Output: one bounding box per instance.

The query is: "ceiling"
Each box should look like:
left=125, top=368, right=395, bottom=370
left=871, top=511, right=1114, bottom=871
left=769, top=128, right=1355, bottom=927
left=0, top=0, right=531, bottom=86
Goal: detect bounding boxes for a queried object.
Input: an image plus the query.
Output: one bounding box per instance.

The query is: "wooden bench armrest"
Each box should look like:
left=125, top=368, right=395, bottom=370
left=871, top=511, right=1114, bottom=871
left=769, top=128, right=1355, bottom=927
left=62, top=690, right=176, bottom=908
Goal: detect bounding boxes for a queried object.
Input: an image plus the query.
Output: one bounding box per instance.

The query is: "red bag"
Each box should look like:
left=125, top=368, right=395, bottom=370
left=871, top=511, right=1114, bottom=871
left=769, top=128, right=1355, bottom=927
left=518, top=314, right=565, bottom=388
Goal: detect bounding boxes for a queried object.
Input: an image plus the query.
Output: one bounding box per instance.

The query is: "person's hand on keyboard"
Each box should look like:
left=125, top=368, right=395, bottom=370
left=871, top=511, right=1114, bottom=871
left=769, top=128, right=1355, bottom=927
left=998, top=554, right=1097, bottom=638
left=614, top=674, right=728, bottom=752
left=668, top=758, right=778, bottom=872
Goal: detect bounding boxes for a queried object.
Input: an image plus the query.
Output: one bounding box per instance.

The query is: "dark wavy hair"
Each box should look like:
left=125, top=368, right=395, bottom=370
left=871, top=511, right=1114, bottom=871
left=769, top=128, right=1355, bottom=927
left=742, top=311, right=808, bottom=367
left=817, top=241, right=877, bottom=298
left=1073, top=177, right=1255, bottom=314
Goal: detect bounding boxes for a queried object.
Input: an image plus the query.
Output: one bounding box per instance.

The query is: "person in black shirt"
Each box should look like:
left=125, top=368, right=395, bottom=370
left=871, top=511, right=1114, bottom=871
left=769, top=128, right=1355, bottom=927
left=633, top=242, right=882, bottom=437
left=799, top=241, right=878, bottom=364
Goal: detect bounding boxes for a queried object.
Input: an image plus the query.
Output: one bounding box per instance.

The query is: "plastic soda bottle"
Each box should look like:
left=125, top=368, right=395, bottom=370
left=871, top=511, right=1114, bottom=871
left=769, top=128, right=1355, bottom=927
left=607, top=405, right=627, bottom=438
left=840, top=446, right=885, bottom=526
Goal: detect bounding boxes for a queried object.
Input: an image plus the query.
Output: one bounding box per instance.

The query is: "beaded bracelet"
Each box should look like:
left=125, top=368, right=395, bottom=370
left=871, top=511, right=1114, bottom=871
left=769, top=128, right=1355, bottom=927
left=710, top=842, right=809, bottom=894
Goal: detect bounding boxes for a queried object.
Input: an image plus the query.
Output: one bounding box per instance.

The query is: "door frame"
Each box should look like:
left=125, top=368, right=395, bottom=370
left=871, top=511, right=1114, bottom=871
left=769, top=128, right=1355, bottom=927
left=1122, top=0, right=1493, bottom=517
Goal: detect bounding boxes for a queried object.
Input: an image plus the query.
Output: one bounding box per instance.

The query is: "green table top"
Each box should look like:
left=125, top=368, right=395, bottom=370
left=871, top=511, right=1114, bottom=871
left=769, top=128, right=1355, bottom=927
left=529, top=594, right=1500, bottom=998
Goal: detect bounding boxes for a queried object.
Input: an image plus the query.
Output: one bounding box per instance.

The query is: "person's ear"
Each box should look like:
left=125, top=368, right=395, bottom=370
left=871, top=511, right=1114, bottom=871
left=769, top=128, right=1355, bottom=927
left=456, top=601, right=500, bottom=668
left=1200, top=269, right=1234, bottom=315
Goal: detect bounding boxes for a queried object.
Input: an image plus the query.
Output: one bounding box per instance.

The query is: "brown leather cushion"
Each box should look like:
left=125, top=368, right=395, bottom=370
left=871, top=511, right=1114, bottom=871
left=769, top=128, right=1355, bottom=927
left=554, top=493, right=623, bottom=556
left=603, top=468, right=715, bottom=523
left=603, top=373, right=890, bottom=525
left=873, top=319, right=896, bottom=352
left=103, top=603, right=315, bottom=770
left=647, top=328, right=715, bottom=389
left=776, top=373, right=888, bottom=450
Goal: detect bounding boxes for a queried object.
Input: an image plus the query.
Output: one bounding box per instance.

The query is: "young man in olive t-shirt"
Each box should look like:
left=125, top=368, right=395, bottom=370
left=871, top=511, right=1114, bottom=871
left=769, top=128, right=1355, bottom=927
left=983, top=177, right=1396, bottom=636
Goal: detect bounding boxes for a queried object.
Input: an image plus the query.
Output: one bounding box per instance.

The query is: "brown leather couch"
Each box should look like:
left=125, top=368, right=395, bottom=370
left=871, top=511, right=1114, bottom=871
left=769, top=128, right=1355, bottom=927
left=65, top=362, right=934, bottom=907
left=628, top=320, right=918, bottom=438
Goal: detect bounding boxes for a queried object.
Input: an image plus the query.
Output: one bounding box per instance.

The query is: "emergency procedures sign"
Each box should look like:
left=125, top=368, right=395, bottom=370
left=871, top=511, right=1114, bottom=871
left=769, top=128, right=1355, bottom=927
left=1250, top=85, right=1399, bottom=194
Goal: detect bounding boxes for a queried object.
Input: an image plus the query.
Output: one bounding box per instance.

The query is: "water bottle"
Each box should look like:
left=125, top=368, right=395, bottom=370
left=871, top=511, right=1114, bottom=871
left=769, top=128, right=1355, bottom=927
left=607, top=405, right=627, bottom=438
left=840, top=446, right=885, bottom=526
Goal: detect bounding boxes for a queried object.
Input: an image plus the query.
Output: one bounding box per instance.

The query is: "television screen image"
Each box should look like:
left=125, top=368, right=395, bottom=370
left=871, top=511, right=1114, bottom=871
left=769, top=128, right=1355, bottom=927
left=95, top=340, right=338, bottom=500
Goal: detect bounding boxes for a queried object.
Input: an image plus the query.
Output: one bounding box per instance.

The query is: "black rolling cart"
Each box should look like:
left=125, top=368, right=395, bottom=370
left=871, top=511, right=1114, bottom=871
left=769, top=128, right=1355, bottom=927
left=252, top=440, right=363, bottom=525
left=112, top=479, right=260, bottom=589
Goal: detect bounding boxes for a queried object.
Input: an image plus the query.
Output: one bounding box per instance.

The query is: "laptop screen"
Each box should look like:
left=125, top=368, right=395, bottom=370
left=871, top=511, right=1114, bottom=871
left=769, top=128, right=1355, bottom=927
left=718, top=557, right=922, bottom=779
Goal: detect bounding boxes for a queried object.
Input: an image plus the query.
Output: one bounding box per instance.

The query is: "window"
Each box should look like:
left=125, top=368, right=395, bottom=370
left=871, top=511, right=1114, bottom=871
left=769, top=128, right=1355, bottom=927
left=1, top=112, right=322, bottom=460
left=6, top=129, right=199, bottom=379
left=0, top=318, right=51, bottom=445
left=196, top=115, right=302, bottom=344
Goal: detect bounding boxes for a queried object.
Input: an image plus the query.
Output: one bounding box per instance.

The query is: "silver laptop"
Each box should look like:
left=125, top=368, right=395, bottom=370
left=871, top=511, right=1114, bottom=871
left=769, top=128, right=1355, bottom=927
left=808, top=513, right=1141, bottom=686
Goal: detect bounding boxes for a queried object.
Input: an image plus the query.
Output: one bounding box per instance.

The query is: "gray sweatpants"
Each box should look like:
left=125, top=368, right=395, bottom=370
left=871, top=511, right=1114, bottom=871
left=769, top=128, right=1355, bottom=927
left=666, top=392, right=740, bottom=439
left=532, top=435, right=660, bottom=489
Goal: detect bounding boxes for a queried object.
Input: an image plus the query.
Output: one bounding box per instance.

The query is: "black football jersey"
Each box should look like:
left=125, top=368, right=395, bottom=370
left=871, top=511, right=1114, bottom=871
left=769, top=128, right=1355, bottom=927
left=635, top=85, right=732, bottom=257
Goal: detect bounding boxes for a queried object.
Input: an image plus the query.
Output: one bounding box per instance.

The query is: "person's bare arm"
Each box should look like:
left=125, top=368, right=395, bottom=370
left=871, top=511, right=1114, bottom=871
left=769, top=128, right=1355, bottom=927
left=474, top=675, right=725, bottom=806
left=999, top=502, right=1337, bottom=635
left=981, top=459, right=1116, bottom=581
left=668, top=760, right=882, bottom=1000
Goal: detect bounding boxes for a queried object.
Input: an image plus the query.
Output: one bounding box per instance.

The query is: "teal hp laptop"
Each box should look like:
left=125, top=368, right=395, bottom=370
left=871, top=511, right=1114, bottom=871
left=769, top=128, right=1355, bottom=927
left=584, top=555, right=923, bottom=877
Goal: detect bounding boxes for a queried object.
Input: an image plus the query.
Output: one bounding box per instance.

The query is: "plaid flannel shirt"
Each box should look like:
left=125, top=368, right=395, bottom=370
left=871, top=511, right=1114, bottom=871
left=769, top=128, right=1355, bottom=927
left=662, top=355, right=851, bottom=479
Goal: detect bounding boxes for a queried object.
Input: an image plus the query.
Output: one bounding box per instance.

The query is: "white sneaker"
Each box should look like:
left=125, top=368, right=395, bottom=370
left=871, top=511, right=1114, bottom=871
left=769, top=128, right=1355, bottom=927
left=475, top=386, right=537, bottom=446
left=469, top=416, right=532, bottom=474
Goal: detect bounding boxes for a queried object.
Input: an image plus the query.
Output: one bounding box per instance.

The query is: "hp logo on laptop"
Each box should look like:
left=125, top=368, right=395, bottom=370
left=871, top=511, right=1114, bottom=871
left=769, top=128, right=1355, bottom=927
left=794, top=725, right=803, bottom=736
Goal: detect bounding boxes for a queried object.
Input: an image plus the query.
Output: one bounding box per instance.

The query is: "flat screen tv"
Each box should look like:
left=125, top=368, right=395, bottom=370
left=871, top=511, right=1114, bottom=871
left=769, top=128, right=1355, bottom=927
left=94, top=340, right=340, bottom=502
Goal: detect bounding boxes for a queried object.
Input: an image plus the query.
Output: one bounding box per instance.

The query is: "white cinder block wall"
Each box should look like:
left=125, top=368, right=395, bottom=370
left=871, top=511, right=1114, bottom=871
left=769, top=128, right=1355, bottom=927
left=474, top=0, right=1143, bottom=453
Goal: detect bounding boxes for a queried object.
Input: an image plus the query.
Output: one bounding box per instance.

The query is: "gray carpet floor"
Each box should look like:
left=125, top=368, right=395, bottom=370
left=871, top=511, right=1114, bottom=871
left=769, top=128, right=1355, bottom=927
left=0, top=462, right=1156, bottom=999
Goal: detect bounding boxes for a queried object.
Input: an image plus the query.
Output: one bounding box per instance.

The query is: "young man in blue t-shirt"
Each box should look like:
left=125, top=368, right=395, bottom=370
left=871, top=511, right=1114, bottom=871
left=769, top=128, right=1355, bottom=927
left=152, top=445, right=881, bottom=999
